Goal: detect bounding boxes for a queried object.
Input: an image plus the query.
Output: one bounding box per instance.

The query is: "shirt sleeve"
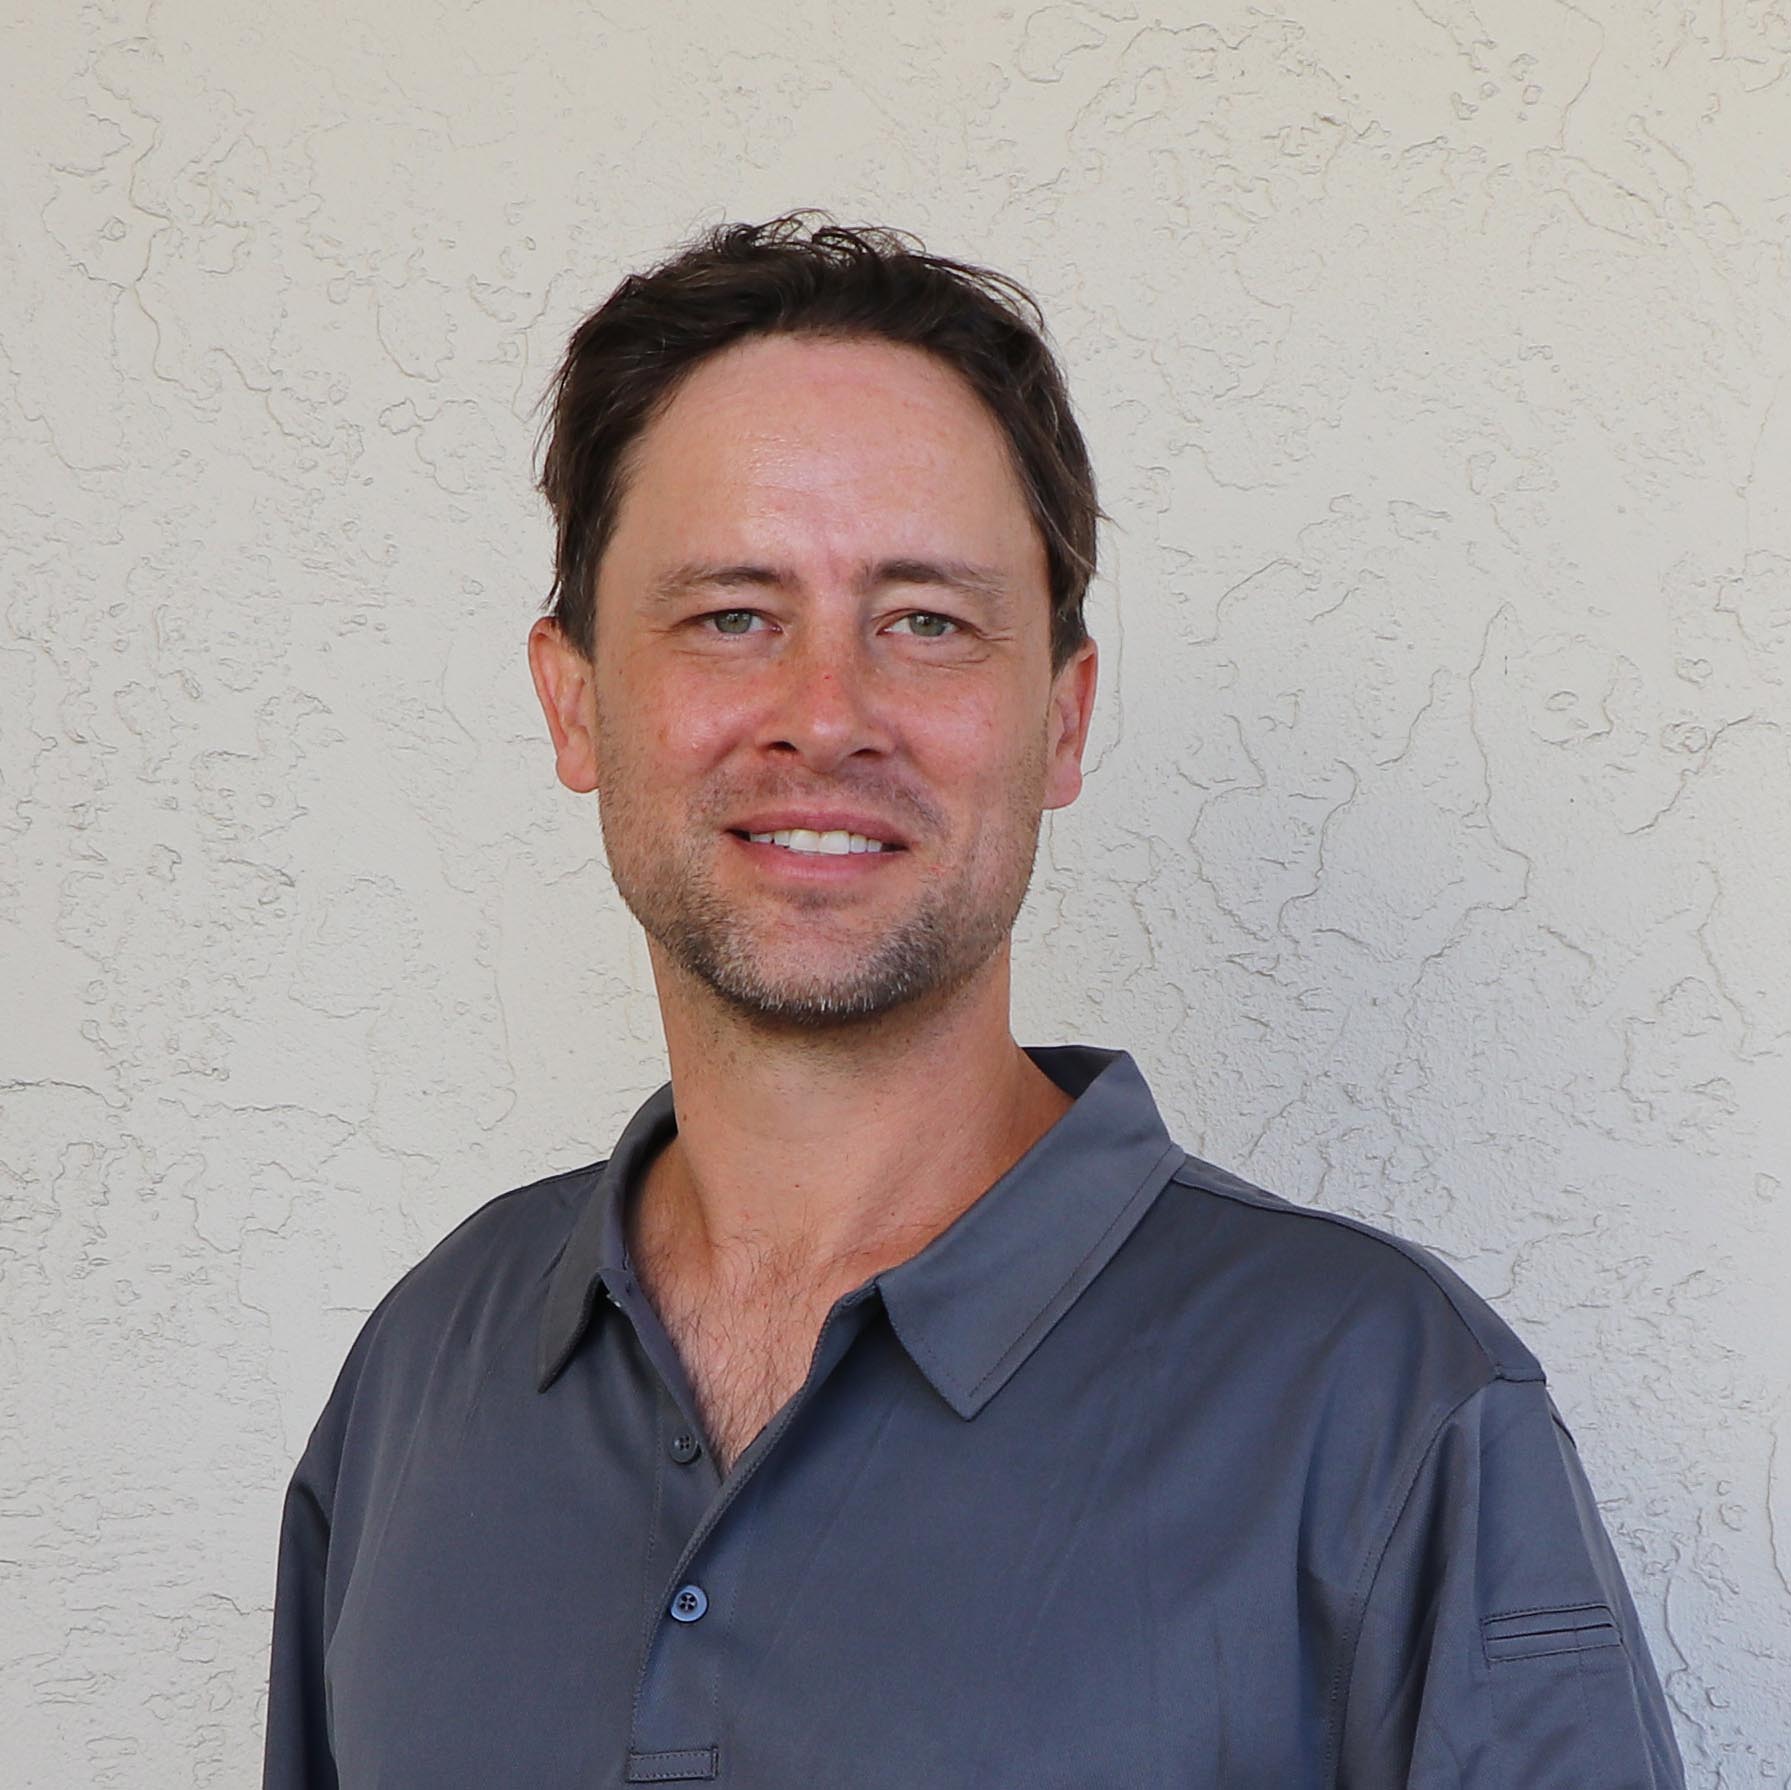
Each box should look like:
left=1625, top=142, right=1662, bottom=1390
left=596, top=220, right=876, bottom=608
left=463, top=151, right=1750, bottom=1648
left=261, top=1293, right=398, bottom=1790
left=262, top=1447, right=340, bottom=1790
left=1335, top=1372, right=1684, bottom=1789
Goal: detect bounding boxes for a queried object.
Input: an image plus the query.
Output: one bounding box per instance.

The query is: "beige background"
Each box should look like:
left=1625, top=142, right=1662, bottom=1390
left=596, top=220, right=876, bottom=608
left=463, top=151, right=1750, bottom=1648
left=4, top=1, right=1788, bottom=1782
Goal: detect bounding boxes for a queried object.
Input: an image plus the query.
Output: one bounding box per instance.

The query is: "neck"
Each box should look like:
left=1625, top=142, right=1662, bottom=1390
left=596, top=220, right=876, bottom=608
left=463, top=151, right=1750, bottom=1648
left=632, top=941, right=1073, bottom=1290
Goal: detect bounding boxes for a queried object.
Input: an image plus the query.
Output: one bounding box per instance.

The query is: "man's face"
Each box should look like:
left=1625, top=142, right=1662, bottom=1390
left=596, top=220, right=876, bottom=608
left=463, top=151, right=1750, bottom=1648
left=530, top=331, right=1096, bottom=1028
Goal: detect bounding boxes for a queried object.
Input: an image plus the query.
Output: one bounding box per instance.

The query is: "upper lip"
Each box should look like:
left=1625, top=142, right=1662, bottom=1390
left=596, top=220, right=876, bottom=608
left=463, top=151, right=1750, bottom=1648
left=728, top=811, right=910, bottom=848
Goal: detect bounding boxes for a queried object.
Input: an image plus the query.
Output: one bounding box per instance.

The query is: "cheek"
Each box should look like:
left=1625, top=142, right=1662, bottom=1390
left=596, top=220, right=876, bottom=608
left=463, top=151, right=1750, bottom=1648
left=918, top=696, right=1050, bottom=809
left=610, top=664, right=746, bottom=766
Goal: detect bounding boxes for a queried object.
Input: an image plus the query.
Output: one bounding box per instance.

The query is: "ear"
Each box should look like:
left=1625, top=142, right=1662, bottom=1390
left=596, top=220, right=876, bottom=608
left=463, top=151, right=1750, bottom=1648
left=527, top=617, right=601, bottom=794
left=1042, top=637, right=1098, bottom=812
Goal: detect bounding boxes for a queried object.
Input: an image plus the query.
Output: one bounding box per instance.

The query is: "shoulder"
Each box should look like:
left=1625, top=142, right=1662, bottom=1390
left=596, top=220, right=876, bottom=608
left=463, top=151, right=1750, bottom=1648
left=397, top=1160, right=599, bottom=1306
left=1150, top=1149, right=1543, bottom=1387
left=359, top=1159, right=600, bottom=1358
left=305, top=1161, right=603, bottom=1449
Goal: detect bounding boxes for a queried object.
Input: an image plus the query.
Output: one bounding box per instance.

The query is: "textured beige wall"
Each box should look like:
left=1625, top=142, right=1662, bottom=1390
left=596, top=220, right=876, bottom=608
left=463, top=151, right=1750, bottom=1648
left=4, top=0, right=1788, bottom=1782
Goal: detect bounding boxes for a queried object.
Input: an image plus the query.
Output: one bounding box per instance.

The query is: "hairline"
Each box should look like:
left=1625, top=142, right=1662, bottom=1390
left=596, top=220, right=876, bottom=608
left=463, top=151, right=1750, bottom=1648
left=592, top=324, right=1073, bottom=659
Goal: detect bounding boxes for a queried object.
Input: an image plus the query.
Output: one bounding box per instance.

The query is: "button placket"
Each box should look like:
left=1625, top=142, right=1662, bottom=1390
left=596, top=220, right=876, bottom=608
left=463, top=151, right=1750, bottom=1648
left=627, top=1289, right=876, bottom=1777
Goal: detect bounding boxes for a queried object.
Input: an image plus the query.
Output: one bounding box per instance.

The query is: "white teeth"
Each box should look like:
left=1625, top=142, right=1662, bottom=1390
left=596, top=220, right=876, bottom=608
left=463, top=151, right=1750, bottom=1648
left=747, top=829, right=889, bottom=854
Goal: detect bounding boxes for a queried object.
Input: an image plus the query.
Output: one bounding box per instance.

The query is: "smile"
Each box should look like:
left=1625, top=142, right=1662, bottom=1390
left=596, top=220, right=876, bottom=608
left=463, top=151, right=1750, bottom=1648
left=741, top=829, right=895, bottom=855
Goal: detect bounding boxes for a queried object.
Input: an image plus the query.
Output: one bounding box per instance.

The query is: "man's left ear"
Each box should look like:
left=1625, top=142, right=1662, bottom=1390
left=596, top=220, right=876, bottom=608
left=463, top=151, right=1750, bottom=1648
left=1042, top=638, right=1098, bottom=811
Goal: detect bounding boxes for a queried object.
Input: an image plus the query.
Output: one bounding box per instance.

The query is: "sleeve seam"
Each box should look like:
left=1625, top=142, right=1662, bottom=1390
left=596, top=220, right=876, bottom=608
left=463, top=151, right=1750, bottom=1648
left=1321, top=1369, right=1515, bottom=1788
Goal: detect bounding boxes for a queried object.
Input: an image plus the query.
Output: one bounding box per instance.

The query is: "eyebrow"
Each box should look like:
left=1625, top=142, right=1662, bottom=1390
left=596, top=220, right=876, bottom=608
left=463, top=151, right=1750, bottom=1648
left=644, top=556, right=1013, bottom=609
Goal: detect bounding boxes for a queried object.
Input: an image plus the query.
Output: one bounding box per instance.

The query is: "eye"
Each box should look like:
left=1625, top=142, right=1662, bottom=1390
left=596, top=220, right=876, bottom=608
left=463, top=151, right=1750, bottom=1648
left=703, top=609, right=766, bottom=635
left=888, top=611, right=959, bottom=639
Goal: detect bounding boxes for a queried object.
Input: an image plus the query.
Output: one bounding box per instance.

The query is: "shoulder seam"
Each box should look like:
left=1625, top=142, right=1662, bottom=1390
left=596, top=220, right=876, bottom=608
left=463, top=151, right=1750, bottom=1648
left=1166, top=1160, right=1544, bottom=1386
left=420, top=1158, right=607, bottom=1250
left=356, top=1159, right=608, bottom=1358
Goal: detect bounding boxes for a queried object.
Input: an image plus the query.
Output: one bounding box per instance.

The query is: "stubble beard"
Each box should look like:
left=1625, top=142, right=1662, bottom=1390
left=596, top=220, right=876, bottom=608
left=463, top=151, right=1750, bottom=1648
left=594, top=762, right=1046, bottom=1030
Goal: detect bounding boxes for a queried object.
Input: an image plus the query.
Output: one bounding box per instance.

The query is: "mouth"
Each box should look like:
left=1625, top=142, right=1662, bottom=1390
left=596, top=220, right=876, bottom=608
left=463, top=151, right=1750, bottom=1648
left=727, top=827, right=905, bottom=857
left=724, top=827, right=910, bottom=882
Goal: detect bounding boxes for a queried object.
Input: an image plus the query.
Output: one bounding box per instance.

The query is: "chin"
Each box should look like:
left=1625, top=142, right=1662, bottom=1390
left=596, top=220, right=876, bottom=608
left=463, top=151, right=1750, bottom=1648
left=714, top=969, right=910, bottom=1024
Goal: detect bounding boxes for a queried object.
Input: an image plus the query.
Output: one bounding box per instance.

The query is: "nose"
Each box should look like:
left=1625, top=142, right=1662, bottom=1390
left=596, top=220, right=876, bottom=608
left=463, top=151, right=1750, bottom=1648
left=756, top=624, right=894, bottom=772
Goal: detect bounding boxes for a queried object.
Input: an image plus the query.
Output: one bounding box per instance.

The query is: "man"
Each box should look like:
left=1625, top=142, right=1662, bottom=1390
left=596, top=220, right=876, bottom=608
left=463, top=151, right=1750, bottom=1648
left=263, top=213, right=1684, bottom=1787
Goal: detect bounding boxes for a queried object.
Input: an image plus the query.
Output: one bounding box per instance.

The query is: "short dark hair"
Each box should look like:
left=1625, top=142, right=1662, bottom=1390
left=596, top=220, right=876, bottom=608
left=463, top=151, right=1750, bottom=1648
left=535, top=210, right=1105, bottom=673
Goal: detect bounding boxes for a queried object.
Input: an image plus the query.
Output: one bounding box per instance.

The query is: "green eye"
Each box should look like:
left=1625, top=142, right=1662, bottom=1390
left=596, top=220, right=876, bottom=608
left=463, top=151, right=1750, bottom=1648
left=710, top=610, right=758, bottom=635
left=894, top=612, right=955, bottom=638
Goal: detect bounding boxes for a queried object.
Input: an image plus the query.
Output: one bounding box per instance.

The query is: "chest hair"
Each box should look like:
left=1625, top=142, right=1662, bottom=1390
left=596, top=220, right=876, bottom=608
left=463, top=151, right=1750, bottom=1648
left=639, top=1253, right=840, bottom=1477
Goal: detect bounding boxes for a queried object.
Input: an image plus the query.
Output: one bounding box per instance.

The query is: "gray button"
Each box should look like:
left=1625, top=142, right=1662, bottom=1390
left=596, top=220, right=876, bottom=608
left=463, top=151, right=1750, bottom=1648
left=669, top=1431, right=702, bottom=1465
left=669, top=1583, right=708, bottom=1623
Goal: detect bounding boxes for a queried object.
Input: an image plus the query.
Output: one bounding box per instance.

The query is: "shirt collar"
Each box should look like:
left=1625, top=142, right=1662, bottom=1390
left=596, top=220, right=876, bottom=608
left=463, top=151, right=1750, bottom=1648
left=536, top=1044, right=1185, bottom=1417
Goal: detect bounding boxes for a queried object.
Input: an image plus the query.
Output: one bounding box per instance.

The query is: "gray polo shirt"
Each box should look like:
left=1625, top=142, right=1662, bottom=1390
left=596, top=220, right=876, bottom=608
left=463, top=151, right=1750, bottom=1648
left=263, top=1044, right=1683, bottom=1788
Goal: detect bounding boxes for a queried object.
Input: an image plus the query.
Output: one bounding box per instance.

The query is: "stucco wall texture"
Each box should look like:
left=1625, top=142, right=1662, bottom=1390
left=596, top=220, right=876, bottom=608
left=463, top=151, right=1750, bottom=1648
left=3, top=0, right=1788, bottom=1782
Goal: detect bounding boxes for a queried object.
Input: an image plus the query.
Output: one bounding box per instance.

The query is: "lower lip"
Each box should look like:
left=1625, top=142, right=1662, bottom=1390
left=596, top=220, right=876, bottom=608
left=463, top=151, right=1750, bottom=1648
left=727, top=833, right=906, bottom=879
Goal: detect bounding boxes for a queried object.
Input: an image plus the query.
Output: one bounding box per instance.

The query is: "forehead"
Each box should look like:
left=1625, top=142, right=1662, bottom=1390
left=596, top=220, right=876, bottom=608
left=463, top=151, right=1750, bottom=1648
left=604, top=333, right=1047, bottom=590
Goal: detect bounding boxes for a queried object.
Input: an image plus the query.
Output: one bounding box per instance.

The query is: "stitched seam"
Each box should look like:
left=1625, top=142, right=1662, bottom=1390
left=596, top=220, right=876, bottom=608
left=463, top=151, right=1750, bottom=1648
left=627, top=1382, right=675, bottom=1757
left=709, top=1531, right=733, bottom=1759
left=1485, top=1601, right=1612, bottom=1622
left=538, top=1270, right=604, bottom=1390
left=537, top=1159, right=614, bottom=1387
left=1321, top=1374, right=1501, bottom=1788
left=1166, top=1163, right=1542, bottom=1385
left=1488, top=1622, right=1614, bottom=1641
left=1487, top=1637, right=1624, bottom=1663
left=1483, top=1602, right=1621, bottom=1665
left=633, top=1287, right=878, bottom=1728
left=626, top=1746, right=718, bottom=1781
left=964, top=1139, right=1183, bottom=1402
